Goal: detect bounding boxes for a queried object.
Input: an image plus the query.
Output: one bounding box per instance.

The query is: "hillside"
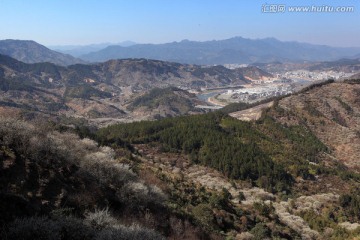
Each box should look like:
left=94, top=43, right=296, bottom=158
left=0, top=39, right=85, bottom=66
left=94, top=80, right=360, bottom=239
left=0, top=118, right=219, bottom=240
left=2, top=80, right=360, bottom=239
left=225, top=79, right=360, bottom=170
left=0, top=55, right=250, bottom=90
left=96, top=58, right=249, bottom=89
left=307, top=58, right=360, bottom=72
left=0, top=54, right=125, bottom=121
left=348, top=72, right=360, bottom=80
left=276, top=81, right=360, bottom=170
left=0, top=55, right=255, bottom=124
left=127, top=87, right=207, bottom=119
left=235, top=66, right=274, bottom=80
left=80, top=37, right=360, bottom=64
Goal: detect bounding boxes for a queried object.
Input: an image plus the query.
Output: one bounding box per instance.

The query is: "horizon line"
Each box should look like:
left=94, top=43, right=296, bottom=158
left=2, top=36, right=360, bottom=49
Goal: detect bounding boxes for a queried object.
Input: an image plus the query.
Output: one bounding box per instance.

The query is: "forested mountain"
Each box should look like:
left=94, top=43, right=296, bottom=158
left=93, top=79, right=360, bottom=239
left=0, top=39, right=85, bottom=66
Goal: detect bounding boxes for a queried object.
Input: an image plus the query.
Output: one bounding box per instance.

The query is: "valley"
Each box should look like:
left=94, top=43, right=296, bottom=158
left=2, top=0, right=360, bottom=239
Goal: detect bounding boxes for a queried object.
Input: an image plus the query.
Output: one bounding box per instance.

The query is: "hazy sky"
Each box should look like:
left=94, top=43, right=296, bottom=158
left=0, top=0, right=359, bottom=47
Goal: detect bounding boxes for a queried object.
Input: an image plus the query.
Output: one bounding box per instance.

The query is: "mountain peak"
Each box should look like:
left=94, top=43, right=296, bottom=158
left=0, top=39, right=85, bottom=66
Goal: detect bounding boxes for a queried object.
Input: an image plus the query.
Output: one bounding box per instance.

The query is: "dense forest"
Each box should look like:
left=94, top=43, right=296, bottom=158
left=96, top=106, right=327, bottom=193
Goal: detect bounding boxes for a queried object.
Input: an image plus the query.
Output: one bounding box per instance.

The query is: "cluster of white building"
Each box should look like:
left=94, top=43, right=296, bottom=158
left=278, top=70, right=353, bottom=81
left=220, top=84, right=293, bottom=103
left=223, top=63, right=249, bottom=69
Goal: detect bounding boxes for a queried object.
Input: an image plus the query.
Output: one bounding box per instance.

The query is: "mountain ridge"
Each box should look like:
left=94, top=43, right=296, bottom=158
left=49, top=41, right=137, bottom=57
left=0, top=39, right=85, bottom=66
left=81, top=36, right=360, bottom=64
left=0, top=54, right=269, bottom=122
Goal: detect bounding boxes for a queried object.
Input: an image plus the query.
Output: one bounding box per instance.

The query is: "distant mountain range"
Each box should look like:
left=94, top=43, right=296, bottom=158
left=0, top=39, right=85, bottom=66
left=307, top=58, right=360, bottom=72
left=3, top=38, right=360, bottom=66
left=48, top=41, right=137, bottom=57
left=80, top=37, right=360, bottom=64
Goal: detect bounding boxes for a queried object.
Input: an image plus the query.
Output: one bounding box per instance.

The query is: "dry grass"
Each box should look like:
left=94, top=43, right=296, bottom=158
left=229, top=101, right=274, bottom=121
left=278, top=83, right=360, bottom=169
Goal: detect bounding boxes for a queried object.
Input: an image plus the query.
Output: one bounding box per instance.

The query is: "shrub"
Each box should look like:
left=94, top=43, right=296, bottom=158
left=96, top=224, right=165, bottom=240
left=192, top=204, right=215, bottom=231
left=118, top=181, right=166, bottom=208
left=81, top=138, right=99, bottom=151
left=0, top=117, right=35, bottom=155
left=80, top=156, right=137, bottom=187
left=300, top=210, right=335, bottom=232
left=250, top=222, right=271, bottom=240
left=7, top=216, right=95, bottom=240
left=85, top=207, right=118, bottom=230
left=339, top=192, right=360, bottom=221
left=6, top=215, right=165, bottom=240
left=238, top=192, right=246, bottom=202
left=253, top=201, right=274, bottom=217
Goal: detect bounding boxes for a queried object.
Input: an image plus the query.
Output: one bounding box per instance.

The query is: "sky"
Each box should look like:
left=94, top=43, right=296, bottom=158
left=0, top=0, right=359, bottom=47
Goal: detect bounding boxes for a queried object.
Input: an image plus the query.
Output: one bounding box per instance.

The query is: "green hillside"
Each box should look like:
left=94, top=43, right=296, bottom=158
left=97, top=106, right=327, bottom=193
